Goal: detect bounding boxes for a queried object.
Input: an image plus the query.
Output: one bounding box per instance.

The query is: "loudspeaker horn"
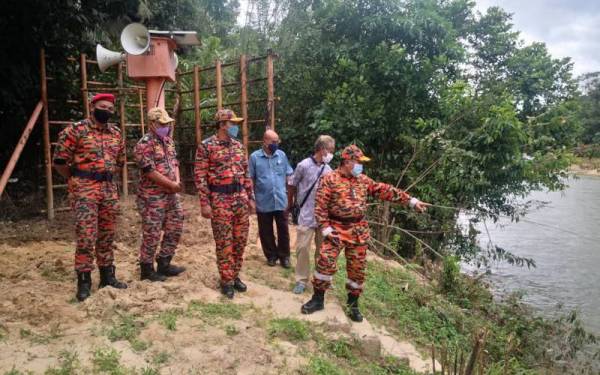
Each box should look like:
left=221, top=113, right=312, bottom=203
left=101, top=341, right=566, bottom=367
left=96, top=44, right=125, bottom=72
left=120, top=23, right=150, bottom=55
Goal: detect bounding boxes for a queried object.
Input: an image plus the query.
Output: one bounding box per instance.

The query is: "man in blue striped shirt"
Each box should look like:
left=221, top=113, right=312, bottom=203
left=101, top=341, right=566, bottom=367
left=249, top=130, right=294, bottom=267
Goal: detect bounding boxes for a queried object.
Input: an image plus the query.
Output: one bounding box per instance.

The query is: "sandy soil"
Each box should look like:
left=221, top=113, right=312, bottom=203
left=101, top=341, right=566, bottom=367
left=0, top=195, right=433, bottom=374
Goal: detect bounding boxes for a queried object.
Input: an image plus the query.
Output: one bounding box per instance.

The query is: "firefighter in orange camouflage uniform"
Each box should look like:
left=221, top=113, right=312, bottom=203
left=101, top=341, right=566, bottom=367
left=194, top=109, right=256, bottom=299
left=52, top=93, right=128, bottom=302
left=301, top=145, right=430, bottom=322
left=134, top=107, right=185, bottom=283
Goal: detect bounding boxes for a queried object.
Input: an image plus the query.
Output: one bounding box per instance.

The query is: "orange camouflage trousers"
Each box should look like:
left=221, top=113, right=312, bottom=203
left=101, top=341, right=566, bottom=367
left=137, top=194, right=184, bottom=264
left=210, top=192, right=249, bottom=285
left=312, top=223, right=369, bottom=296
left=71, top=197, right=119, bottom=272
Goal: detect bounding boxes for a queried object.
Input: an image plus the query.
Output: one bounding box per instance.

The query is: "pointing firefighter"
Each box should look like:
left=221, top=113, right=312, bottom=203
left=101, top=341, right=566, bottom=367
left=301, top=145, right=430, bottom=322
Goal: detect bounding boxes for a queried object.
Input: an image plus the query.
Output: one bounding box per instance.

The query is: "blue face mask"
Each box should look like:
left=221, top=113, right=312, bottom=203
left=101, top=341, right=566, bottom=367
left=351, top=163, right=363, bottom=177
left=267, top=143, right=279, bottom=154
left=227, top=125, right=239, bottom=138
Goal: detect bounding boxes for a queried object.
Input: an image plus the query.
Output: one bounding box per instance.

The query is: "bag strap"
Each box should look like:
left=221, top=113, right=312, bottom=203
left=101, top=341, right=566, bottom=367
left=298, top=164, right=326, bottom=209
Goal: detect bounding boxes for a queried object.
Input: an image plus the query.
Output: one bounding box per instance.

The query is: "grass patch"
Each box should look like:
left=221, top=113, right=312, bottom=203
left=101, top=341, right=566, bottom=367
left=268, top=318, right=311, bottom=342
left=4, top=368, right=33, bottom=375
left=307, top=356, right=345, bottom=375
left=19, top=324, right=63, bottom=345
left=158, top=309, right=183, bottom=331
left=224, top=324, right=239, bottom=336
left=105, top=314, right=149, bottom=352
left=187, top=300, right=246, bottom=322
left=139, top=368, right=160, bottom=375
left=39, top=264, right=69, bottom=282
left=151, top=351, right=170, bottom=366
left=91, top=347, right=139, bottom=375
left=44, top=350, right=80, bottom=375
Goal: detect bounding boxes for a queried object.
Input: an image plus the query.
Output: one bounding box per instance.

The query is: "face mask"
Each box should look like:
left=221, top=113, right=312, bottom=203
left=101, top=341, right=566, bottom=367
left=323, top=152, right=333, bottom=164
left=93, top=108, right=112, bottom=124
left=155, top=126, right=170, bottom=139
left=351, top=163, right=363, bottom=177
left=267, top=143, right=279, bottom=154
left=227, top=125, right=239, bottom=138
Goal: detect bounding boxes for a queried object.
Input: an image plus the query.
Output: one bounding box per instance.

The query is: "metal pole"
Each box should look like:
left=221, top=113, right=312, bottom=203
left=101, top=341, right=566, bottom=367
left=41, top=49, right=54, bottom=220
left=215, top=59, right=223, bottom=110
left=117, top=62, right=128, bottom=197
left=193, top=65, right=202, bottom=146
left=240, top=55, right=249, bottom=156
left=267, top=51, right=275, bottom=130
left=80, top=53, right=90, bottom=118
left=138, top=88, right=145, bottom=136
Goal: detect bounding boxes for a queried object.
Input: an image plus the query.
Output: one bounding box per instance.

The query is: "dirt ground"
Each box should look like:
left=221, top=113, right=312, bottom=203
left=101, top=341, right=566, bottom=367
left=0, top=195, right=433, bottom=374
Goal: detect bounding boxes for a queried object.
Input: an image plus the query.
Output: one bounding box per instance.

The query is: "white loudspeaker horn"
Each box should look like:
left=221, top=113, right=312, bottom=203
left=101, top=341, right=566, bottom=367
left=120, top=23, right=150, bottom=55
left=171, top=52, right=179, bottom=70
left=96, top=44, right=125, bottom=72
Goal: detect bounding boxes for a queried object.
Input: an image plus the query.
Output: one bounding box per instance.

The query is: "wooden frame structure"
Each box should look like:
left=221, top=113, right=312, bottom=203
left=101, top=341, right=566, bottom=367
left=37, top=49, right=277, bottom=220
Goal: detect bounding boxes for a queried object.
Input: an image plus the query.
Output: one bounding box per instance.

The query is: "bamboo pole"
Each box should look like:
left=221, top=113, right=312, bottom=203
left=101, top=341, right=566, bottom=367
left=117, top=62, right=128, bottom=197
left=240, top=55, right=249, bottom=156
left=0, top=101, right=44, bottom=197
left=41, top=49, right=54, bottom=220
left=193, top=65, right=202, bottom=146
left=215, top=59, right=222, bottom=110
left=80, top=54, right=90, bottom=118
left=267, top=51, right=275, bottom=130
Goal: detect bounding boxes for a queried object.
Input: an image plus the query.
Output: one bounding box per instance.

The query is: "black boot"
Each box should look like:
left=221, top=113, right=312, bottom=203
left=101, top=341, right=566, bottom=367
left=76, top=271, right=92, bottom=302
left=233, top=277, right=247, bottom=292
left=140, top=263, right=167, bottom=282
left=156, top=256, right=186, bottom=277
left=347, top=293, right=363, bottom=322
left=221, top=283, right=235, bottom=299
left=301, top=290, right=325, bottom=314
left=98, top=265, right=128, bottom=289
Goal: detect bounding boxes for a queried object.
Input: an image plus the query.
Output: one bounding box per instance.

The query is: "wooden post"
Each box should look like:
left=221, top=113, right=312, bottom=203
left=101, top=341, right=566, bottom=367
left=117, top=62, right=128, bottom=197
left=138, top=88, right=145, bottom=135
left=215, top=59, right=223, bottom=110
left=267, top=51, right=275, bottom=130
left=80, top=53, right=90, bottom=118
left=432, top=345, right=436, bottom=374
left=193, top=65, right=202, bottom=146
left=41, top=49, right=54, bottom=220
left=240, top=55, right=249, bottom=156
left=0, top=101, right=43, bottom=197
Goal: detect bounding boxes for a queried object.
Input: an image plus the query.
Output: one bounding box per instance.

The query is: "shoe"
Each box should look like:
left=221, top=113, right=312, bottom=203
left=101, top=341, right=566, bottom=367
left=267, top=258, right=277, bottom=267
left=301, top=290, right=325, bottom=314
left=280, top=257, right=291, bottom=269
left=233, top=277, right=247, bottom=292
left=140, top=263, right=167, bottom=282
left=292, top=282, right=306, bottom=294
left=347, top=293, right=363, bottom=322
left=221, top=283, right=235, bottom=299
left=156, top=255, right=186, bottom=277
left=98, top=265, right=128, bottom=289
left=76, top=271, right=92, bottom=302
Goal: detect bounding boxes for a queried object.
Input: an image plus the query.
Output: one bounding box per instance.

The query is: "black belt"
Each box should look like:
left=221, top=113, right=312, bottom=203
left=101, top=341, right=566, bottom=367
left=71, top=169, right=113, bottom=182
left=209, top=183, right=243, bottom=194
left=330, top=215, right=364, bottom=224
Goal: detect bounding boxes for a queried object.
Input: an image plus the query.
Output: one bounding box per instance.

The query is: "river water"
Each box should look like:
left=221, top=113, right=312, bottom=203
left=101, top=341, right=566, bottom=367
left=471, top=175, right=600, bottom=334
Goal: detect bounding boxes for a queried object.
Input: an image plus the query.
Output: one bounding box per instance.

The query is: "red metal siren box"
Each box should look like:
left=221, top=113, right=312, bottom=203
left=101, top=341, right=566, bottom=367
left=126, top=37, right=177, bottom=82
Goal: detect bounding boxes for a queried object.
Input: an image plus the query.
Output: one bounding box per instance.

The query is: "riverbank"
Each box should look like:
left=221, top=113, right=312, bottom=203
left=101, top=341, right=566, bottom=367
left=0, top=196, right=597, bottom=374
left=570, top=157, right=600, bottom=177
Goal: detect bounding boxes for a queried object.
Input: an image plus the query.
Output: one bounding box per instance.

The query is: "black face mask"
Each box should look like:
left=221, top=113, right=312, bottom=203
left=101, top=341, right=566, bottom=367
left=93, top=108, right=112, bottom=124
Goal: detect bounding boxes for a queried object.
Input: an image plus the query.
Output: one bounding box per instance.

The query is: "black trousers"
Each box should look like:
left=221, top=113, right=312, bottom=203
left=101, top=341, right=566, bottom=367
left=257, top=211, right=290, bottom=261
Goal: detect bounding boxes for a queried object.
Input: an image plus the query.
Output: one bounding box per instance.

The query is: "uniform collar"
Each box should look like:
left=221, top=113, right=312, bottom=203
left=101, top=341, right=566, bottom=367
left=87, top=118, right=113, bottom=132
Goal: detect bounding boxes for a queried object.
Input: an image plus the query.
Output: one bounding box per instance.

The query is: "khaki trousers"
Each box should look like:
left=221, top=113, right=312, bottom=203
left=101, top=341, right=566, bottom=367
left=294, top=225, right=323, bottom=284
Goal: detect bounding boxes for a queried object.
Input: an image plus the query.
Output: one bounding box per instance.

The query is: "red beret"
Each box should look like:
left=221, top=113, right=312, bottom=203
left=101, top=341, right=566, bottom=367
left=91, top=93, right=115, bottom=104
